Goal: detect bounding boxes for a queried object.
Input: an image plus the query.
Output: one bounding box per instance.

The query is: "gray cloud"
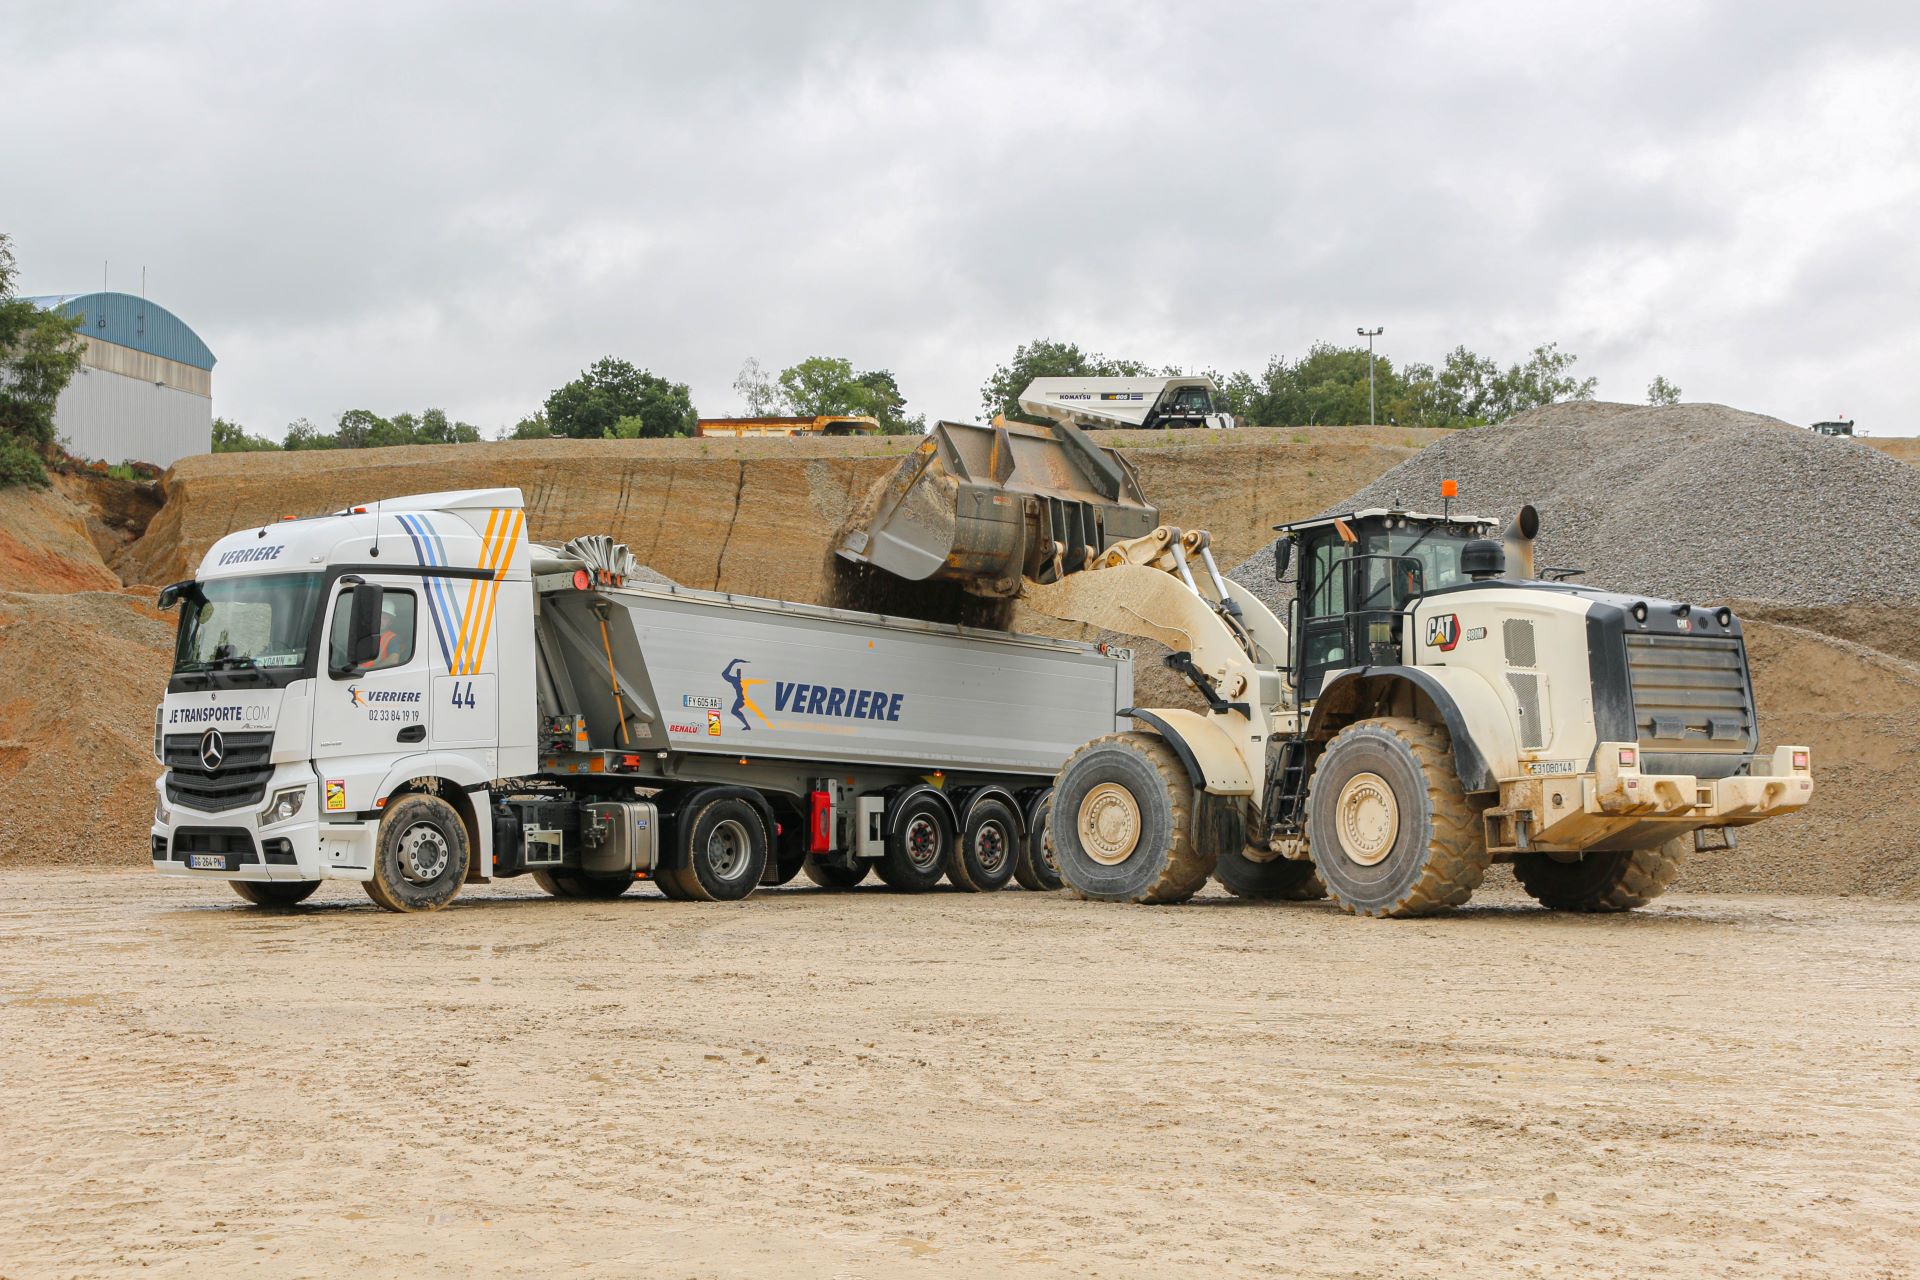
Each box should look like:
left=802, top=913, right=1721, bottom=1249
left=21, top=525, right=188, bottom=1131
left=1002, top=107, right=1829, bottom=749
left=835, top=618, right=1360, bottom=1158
left=5, top=0, right=1917, bottom=435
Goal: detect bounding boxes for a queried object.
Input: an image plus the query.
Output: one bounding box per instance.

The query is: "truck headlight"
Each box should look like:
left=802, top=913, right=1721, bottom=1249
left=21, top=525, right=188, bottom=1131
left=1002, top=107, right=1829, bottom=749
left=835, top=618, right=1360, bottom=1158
left=155, top=794, right=170, bottom=825
left=154, top=706, right=165, bottom=765
left=261, top=786, right=306, bottom=827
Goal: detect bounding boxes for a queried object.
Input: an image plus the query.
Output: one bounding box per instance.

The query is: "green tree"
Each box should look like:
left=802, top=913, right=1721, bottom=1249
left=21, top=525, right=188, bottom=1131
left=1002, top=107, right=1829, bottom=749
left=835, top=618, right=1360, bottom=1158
left=1647, top=375, right=1682, bottom=406
left=731, top=358, right=782, bottom=416
left=980, top=338, right=1158, bottom=424
left=546, top=357, right=696, bottom=439
left=0, top=233, right=85, bottom=486
left=732, top=355, right=924, bottom=434
left=282, top=418, right=334, bottom=449
left=505, top=411, right=554, bottom=440
left=1489, top=343, right=1597, bottom=419
left=211, top=417, right=278, bottom=452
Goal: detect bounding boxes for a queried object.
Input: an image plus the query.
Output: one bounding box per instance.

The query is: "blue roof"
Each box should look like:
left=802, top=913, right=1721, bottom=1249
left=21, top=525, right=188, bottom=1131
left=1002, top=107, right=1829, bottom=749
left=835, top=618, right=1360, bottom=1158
left=25, top=291, right=215, bottom=371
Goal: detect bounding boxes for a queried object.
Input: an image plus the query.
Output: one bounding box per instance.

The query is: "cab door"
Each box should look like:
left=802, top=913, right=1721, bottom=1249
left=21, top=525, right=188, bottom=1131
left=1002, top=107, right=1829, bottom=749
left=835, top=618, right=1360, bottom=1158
left=1296, top=532, right=1352, bottom=702
left=311, top=579, right=431, bottom=816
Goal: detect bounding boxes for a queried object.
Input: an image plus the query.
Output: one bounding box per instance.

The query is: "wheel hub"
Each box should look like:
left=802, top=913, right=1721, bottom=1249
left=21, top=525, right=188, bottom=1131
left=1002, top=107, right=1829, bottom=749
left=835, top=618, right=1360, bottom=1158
left=706, top=819, right=751, bottom=880
left=1078, top=783, right=1141, bottom=866
left=974, top=821, right=1009, bottom=874
left=397, top=822, right=449, bottom=883
left=905, top=816, right=941, bottom=870
left=1334, top=772, right=1398, bottom=867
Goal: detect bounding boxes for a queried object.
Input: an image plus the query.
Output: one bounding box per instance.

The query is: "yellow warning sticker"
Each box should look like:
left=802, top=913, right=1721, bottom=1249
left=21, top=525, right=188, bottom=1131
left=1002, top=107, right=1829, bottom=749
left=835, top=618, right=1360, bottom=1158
left=325, top=779, right=347, bottom=811
left=706, top=710, right=722, bottom=736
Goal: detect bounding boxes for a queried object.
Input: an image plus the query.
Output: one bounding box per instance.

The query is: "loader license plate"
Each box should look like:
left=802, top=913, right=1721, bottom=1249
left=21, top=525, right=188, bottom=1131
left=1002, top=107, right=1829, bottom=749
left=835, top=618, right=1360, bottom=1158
left=188, top=854, right=227, bottom=870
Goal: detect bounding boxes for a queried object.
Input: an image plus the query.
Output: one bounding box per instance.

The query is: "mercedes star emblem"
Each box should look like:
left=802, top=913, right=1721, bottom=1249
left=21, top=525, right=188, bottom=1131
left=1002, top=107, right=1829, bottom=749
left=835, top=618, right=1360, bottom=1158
left=199, top=728, right=225, bottom=770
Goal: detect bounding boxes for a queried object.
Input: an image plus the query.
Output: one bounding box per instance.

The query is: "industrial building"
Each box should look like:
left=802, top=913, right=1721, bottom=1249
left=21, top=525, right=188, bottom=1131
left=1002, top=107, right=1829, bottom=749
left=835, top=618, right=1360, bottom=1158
left=26, top=291, right=215, bottom=468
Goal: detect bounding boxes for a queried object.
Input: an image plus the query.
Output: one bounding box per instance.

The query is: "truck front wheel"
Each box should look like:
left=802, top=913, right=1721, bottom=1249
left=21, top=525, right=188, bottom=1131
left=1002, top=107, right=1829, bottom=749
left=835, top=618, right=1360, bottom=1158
left=230, top=880, right=320, bottom=907
left=1305, top=717, right=1487, bottom=918
left=660, top=795, right=768, bottom=902
left=1049, top=731, right=1212, bottom=904
left=363, top=793, right=471, bottom=913
left=1512, top=839, right=1684, bottom=912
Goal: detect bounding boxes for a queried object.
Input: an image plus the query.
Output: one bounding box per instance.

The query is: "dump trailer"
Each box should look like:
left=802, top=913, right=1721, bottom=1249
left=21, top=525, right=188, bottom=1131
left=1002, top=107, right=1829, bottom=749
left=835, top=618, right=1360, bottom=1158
left=1018, top=376, right=1235, bottom=431
left=150, top=488, right=1131, bottom=912
left=1019, top=499, right=1815, bottom=916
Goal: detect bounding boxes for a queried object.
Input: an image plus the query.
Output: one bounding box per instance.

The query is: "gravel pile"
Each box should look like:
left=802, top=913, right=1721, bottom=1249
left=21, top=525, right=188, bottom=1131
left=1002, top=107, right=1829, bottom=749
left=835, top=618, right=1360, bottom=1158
left=1229, top=401, right=1920, bottom=608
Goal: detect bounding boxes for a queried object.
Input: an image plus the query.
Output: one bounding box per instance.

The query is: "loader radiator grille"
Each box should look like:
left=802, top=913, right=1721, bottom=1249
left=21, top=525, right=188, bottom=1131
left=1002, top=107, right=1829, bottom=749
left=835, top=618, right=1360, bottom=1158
left=1503, top=618, right=1537, bottom=668
left=163, top=731, right=274, bottom=814
left=1623, top=634, right=1755, bottom=752
left=1506, top=672, right=1546, bottom=750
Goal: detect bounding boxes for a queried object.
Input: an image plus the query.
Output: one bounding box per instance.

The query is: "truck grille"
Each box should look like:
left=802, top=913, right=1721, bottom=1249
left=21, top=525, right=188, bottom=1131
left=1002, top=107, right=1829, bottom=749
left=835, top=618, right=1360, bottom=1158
left=164, top=731, right=274, bottom=813
left=1624, top=633, right=1755, bottom=760
left=171, top=827, right=259, bottom=864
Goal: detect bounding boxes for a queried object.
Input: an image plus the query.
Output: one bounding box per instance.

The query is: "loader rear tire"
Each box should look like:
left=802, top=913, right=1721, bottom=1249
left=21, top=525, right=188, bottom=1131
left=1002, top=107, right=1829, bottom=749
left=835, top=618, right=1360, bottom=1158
left=1214, top=848, right=1327, bottom=901
left=947, top=798, right=1019, bottom=892
left=363, top=793, right=470, bottom=913
left=875, top=793, right=952, bottom=892
left=802, top=858, right=871, bottom=890
left=1306, top=717, right=1487, bottom=918
left=1014, top=792, right=1063, bottom=892
left=1512, top=838, right=1685, bottom=912
left=1049, top=732, right=1213, bottom=904
left=531, top=869, right=634, bottom=900
left=659, top=795, right=768, bottom=902
left=230, top=880, right=320, bottom=907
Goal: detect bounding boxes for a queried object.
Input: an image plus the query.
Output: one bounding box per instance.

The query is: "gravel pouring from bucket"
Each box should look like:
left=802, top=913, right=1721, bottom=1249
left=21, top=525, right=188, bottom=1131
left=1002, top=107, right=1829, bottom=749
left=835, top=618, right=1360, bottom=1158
left=836, top=418, right=1159, bottom=597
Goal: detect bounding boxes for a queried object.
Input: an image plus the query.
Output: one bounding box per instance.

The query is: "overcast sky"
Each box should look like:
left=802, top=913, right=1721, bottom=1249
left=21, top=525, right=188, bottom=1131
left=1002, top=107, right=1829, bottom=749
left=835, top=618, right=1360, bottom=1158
left=6, top=1, right=1918, bottom=436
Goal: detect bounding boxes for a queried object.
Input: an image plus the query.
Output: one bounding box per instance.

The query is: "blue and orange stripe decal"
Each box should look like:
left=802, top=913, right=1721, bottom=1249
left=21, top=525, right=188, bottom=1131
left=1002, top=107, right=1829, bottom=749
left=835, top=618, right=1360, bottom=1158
left=393, top=508, right=521, bottom=675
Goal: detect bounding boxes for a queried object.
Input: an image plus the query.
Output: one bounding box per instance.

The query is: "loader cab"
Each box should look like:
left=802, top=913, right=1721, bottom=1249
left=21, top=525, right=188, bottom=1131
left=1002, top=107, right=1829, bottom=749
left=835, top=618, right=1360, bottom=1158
left=1276, top=510, right=1498, bottom=701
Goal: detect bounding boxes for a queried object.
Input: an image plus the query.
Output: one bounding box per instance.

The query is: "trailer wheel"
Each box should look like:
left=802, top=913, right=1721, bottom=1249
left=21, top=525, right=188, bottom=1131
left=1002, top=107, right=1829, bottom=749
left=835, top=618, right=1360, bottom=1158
left=947, top=798, right=1019, bottom=892
left=531, top=869, right=634, bottom=900
left=1214, top=848, right=1326, bottom=901
left=659, top=796, right=769, bottom=902
left=876, top=794, right=952, bottom=892
left=1305, top=717, right=1487, bottom=918
left=363, top=793, right=471, bottom=913
left=230, top=880, right=320, bottom=907
left=1049, top=732, right=1212, bottom=904
left=1512, top=838, right=1685, bottom=912
left=1014, top=792, right=1063, bottom=892
left=802, top=857, right=871, bottom=889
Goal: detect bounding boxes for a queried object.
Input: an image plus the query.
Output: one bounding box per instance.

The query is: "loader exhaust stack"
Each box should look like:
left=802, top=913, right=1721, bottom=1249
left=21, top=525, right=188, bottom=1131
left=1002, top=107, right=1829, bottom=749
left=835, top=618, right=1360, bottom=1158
left=836, top=418, right=1159, bottom=597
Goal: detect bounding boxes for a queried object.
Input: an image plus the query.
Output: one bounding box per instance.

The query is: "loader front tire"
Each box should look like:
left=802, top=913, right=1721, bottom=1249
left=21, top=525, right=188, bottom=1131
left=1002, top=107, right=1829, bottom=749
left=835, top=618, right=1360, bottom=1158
left=1512, top=838, right=1685, bottom=912
left=1305, top=717, right=1487, bottom=918
left=363, top=793, right=470, bottom=913
left=1049, top=732, right=1212, bottom=904
left=230, top=880, right=320, bottom=907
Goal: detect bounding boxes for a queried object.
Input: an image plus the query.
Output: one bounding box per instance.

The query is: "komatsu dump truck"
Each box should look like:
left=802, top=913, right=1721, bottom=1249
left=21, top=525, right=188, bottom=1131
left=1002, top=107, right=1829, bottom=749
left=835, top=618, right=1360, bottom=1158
left=151, top=489, right=1130, bottom=912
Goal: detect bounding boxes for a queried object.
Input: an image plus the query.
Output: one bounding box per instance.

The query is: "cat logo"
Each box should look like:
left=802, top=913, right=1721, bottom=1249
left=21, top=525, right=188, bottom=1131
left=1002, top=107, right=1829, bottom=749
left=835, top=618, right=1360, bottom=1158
left=706, top=710, right=723, bottom=737
left=1423, top=613, right=1462, bottom=652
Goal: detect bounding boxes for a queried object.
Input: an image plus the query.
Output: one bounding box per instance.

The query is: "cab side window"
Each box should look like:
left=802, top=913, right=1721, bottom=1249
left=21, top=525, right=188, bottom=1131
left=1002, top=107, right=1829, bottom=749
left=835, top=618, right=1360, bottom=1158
left=328, top=589, right=418, bottom=671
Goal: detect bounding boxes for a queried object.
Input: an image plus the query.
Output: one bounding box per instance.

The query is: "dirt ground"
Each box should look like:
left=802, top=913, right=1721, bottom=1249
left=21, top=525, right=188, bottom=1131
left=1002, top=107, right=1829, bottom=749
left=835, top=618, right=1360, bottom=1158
left=3, top=871, right=1916, bottom=1279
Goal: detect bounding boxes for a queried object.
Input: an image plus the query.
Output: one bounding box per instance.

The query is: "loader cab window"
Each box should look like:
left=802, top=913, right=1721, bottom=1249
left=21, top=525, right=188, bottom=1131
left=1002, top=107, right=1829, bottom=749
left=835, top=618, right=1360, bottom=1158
left=1296, top=530, right=1354, bottom=699
left=328, top=590, right=417, bottom=671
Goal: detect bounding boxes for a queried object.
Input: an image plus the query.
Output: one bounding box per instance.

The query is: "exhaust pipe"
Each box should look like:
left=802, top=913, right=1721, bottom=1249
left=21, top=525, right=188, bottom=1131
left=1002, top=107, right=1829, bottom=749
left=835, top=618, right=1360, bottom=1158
left=1504, top=505, right=1540, bottom=579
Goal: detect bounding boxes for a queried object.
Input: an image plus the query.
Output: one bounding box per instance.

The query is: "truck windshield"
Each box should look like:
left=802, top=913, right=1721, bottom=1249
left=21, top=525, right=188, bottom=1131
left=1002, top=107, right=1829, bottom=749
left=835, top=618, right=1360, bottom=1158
left=173, top=573, right=326, bottom=675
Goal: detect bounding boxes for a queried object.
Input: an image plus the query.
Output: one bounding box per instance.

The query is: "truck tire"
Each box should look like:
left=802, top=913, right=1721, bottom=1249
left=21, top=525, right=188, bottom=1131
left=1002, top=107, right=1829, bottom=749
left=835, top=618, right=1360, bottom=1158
left=802, top=857, right=871, bottom=889
left=1014, top=792, right=1063, bottom=891
left=1512, top=838, right=1685, bottom=912
left=363, top=793, right=471, bottom=913
left=531, top=869, right=634, bottom=900
left=947, top=798, right=1019, bottom=892
left=1049, top=731, right=1212, bottom=904
left=876, top=793, right=952, bottom=892
left=230, top=880, right=320, bottom=907
left=1214, top=848, right=1326, bottom=901
left=659, top=795, right=769, bottom=902
left=1306, top=717, right=1487, bottom=918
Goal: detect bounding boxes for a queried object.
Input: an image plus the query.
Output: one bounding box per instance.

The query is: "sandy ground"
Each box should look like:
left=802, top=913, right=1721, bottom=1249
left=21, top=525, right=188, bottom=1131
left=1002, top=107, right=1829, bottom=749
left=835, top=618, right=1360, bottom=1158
left=3, top=872, right=1917, bottom=1279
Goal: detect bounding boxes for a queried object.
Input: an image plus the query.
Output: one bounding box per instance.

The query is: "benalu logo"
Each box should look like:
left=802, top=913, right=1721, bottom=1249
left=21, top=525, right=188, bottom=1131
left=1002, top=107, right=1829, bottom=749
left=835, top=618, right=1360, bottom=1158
left=199, top=728, right=225, bottom=769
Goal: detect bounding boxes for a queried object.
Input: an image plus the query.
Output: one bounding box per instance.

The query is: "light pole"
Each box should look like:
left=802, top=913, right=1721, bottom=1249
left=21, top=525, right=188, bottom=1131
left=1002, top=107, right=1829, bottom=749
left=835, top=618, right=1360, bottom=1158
left=1357, top=326, right=1384, bottom=426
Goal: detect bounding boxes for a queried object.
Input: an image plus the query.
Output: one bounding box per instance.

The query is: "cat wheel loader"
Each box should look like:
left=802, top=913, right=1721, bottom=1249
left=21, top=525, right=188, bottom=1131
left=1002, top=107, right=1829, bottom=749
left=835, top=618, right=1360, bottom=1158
left=1026, top=499, right=1815, bottom=915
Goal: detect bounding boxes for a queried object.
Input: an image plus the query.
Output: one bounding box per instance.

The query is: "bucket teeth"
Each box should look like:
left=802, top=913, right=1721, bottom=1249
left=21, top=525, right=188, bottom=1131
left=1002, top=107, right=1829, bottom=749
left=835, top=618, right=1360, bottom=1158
left=837, top=419, right=1158, bottom=597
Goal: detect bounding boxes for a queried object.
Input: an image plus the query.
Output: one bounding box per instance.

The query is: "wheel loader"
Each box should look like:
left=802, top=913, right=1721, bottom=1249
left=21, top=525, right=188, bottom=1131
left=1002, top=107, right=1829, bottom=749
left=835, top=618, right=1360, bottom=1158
left=839, top=423, right=1815, bottom=916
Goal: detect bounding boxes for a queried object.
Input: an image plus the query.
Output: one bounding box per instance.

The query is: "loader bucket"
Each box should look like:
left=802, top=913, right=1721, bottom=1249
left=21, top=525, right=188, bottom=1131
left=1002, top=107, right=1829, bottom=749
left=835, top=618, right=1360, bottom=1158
left=837, top=418, right=1159, bottom=597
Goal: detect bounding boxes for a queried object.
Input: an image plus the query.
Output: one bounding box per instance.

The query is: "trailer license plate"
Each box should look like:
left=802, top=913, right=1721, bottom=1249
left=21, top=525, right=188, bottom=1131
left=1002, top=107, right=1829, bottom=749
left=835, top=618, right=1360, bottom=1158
left=188, top=854, right=226, bottom=870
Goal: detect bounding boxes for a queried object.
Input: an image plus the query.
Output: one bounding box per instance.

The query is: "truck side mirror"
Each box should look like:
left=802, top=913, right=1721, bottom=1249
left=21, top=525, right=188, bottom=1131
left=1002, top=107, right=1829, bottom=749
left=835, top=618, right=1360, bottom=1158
left=157, top=580, right=193, bottom=609
left=333, top=582, right=385, bottom=675
left=1274, top=538, right=1292, bottom=581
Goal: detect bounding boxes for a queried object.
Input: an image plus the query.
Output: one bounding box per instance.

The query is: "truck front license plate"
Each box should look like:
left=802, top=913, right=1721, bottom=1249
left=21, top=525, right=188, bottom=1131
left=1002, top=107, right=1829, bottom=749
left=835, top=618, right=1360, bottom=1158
left=188, top=854, right=226, bottom=870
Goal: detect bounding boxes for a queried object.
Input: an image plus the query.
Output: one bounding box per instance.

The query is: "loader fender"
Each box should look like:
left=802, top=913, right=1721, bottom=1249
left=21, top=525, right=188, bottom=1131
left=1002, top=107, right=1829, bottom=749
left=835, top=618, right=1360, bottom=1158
left=1307, top=666, right=1515, bottom=794
left=1121, top=707, right=1254, bottom=796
